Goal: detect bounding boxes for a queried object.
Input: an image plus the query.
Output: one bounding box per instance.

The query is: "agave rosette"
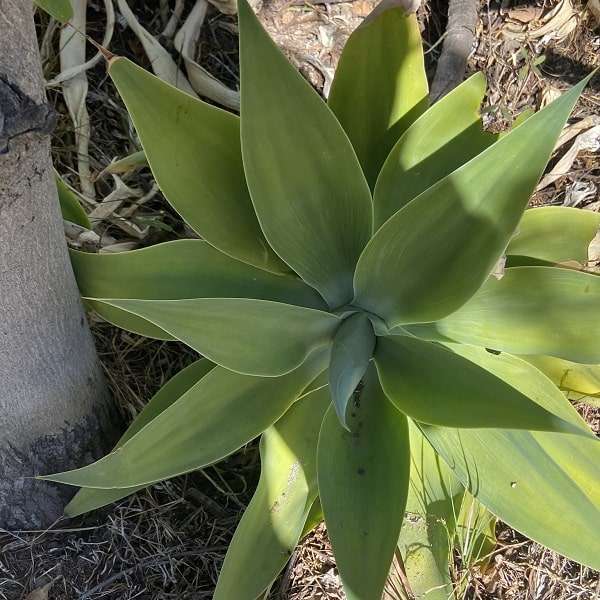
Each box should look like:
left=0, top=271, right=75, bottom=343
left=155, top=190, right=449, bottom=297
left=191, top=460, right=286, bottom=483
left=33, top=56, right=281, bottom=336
left=45, top=2, right=600, bottom=598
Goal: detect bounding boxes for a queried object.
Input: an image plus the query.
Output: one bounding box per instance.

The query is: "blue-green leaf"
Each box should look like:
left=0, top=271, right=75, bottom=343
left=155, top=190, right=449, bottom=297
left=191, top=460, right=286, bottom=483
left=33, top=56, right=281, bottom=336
left=374, top=335, right=593, bottom=435
left=41, top=349, right=328, bottom=489
left=328, top=6, right=428, bottom=188
left=107, top=57, right=287, bottom=273
left=353, top=76, right=590, bottom=326
left=318, top=364, right=410, bottom=600
left=428, top=267, right=600, bottom=364
left=238, top=0, right=373, bottom=309
left=328, top=312, right=376, bottom=429
left=65, top=359, right=215, bottom=515
left=374, top=73, right=496, bottom=227
left=90, top=298, right=339, bottom=376
left=214, top=385, right=329, bottom=600
left=420, top=348, right=600, bottom=570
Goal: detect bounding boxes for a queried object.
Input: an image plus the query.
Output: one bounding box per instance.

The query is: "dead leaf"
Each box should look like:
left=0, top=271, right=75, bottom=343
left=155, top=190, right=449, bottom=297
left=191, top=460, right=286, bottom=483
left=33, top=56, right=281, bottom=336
left=501, top=0, right=577, bottom=40
left=25, top=580, right=54, bottom=600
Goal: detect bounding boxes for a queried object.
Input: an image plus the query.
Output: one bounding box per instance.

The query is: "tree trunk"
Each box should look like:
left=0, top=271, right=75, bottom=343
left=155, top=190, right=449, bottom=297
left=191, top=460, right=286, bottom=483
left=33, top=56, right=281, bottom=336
left=0, top=0, right=120, bottom=529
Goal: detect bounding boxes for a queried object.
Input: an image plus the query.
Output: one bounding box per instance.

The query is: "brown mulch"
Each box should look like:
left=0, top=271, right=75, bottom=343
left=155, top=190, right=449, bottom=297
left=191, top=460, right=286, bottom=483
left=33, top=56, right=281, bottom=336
left=1, top=1, right=599, bottom=599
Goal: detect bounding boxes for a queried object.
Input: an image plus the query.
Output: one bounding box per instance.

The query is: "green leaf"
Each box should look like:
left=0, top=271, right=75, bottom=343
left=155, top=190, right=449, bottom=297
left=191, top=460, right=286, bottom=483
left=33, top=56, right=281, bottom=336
left=397, top=420, right=463, bottom=600
left=317, top=364, right=410, bottom=600
left=353, top=76, right=590, bottom=326
left=41, top=349, right=328, bottom=489
left=70, top=240, right=327, bottom=339
left=420, top=349, right=600, bottom=570
left=328, top=6, right=428, bottom=188
left=427, top=267, right=600, bottom=364
left=238, top=0, right=373, bottom=309
left=374, top=73, right=497, bottom=228
left=519, top=355, right=600, bottom=400
left=55, top=171, right=90, bottom=228
left=65, top=359, right=214, bottom=516
left=373, top=335, right=593, bottom=435
left=91, top=298, right=339, bottom=376
left=107, top=57, right=287, bottom=274
left=328, top=312, right=376, bottom=429
left=36, top=0, right=73, bottom=22
left=507, top=206, right=600, bottom=266
left=214, top=385, right=330, bottom=600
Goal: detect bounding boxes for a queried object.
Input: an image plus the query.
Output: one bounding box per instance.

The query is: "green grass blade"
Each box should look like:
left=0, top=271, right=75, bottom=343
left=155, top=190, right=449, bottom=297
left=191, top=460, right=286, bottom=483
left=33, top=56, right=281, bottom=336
left=107, top=57, right=287, bottom=273
left=90, top=298, right=339, bottom=376
left=55, top=171, right=90, bottom=228
left=318, top=364, right=410, bottom=600
left=41, top=350, right=328, bottom=490
left=214, top=385, right=329, bottom=600
left=431, top=267, right=600, bottom=364
left=36, top=0, right=73, bottom=22
left=238, top=0, right=373, bottom=309
left=353, top=76, right=590, bottom=326
left=328, top=7, right=428, bottom=189
left=374, top=335, right=594, bottom=435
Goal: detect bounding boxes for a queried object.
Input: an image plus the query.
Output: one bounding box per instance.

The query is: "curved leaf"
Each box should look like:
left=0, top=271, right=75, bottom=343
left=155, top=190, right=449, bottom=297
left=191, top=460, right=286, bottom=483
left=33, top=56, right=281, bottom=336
left=328, top=7, right=428, bottom=188
left=519, top=355, right=600, bottom=400
left=71, top=240, right=327, bottom=339
left=374, top=73, right=496, bottom=228
left=420, top=349, right=600, bottom=570
left=41, top=348, right=328, bottom=489
left=65, top=359, right=215, bottom=516
left=317, top=364, right=410, bottom=600
left=398, top=420, right=463, bottom=600
left=107, top=56, right=287, bottom=273
left=214, top=385, right=330, bottom=600
left=56, top=171, right=90, bottom=228
left=238, top=0, right=373, bottom=309
left=507, top=206, right=600, bottom=266
left=373, top=335, right=592, bottom=435
left=429, top=267, right=600, bottom=364
left=353, top=76, right=590, bottom=326
left=91, top=298, right=339, bottom=376
left=328, top=312, right=376, bottom=429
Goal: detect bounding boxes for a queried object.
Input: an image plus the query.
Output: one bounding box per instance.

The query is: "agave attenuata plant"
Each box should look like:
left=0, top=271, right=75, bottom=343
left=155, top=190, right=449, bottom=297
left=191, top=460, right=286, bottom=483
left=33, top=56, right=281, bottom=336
left=46, top=1, right=600, bottom=598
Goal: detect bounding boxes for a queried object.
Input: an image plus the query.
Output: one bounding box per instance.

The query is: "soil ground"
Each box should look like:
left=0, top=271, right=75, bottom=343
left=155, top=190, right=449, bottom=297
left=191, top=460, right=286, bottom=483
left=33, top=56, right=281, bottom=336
left=1, top=0, right=599, bottom=598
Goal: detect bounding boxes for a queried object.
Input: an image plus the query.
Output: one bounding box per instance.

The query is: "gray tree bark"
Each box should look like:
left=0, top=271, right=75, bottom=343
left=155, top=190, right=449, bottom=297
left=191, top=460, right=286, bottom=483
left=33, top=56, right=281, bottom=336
left=0, top=0, right=120, bottom=528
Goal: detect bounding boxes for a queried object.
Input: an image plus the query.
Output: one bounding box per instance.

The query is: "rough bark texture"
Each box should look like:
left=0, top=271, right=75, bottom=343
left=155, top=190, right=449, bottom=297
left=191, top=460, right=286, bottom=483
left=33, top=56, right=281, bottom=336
left=0, top=1, right=120, bottom=529
left=429, top=0, right=478, bottom=103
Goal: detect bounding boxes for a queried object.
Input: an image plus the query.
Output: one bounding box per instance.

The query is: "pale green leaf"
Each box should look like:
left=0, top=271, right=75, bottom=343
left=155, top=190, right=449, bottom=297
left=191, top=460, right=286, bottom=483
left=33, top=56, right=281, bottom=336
left=318, top=364, right=410, bottom=600
left=397, top=420, right=463, bottom=600
left=428, top=267, right=600, bottom=364
left=107, top=57, right=287, bottom=273
left=353, top=77, right=589, bottom=326
left=71, top=240, right=327, bottom=339
left=328, top=7, right=428, bottom=188
left=55, top=171, right=90, bottom=228
left=328, top=312, right=376, bottom=429
left=91, top=298, right=339, bottom=376
left=214, top=385, right=329, bottom=600
left=36, top=0, right=73, bottom=22
left=507, top=206, right=600, bottom=266
left=238, top=0, right=373, bottom=309
left=420, top=348, right=600, bottom=570
left=374, top=73, right=496, bottom=228
left=41, top=349, right=327, bottom=489
left=373, top=335, right=592, bottom=435
left=519, top=355, right=600, bottom=400
left=66, top=359, right=214, bottom=516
